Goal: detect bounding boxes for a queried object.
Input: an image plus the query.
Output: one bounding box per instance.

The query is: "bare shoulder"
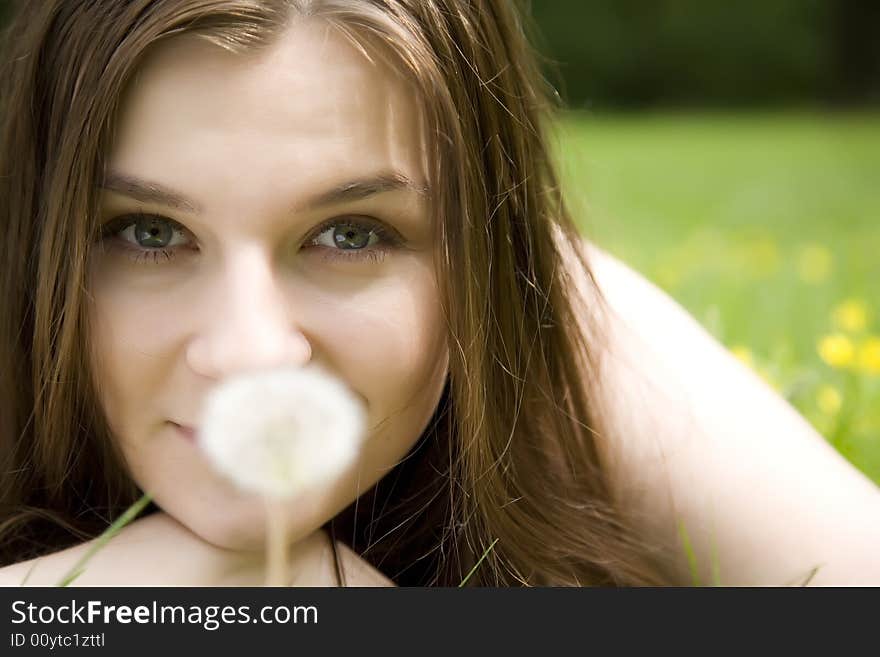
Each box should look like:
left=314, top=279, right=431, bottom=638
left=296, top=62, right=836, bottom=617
left=296, top=530, right=395, bottom=587
left=560, top=234, right=880, bottom=585
left=335, top=541, right=396, bottom=587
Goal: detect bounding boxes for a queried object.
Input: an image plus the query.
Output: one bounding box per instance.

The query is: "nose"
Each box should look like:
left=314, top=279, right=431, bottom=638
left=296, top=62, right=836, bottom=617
left=185, top=246, right=312, bottom=379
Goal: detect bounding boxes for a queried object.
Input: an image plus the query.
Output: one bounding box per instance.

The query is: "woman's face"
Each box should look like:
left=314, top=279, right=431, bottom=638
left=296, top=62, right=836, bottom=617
left=87, top=20, right=449, bottom=549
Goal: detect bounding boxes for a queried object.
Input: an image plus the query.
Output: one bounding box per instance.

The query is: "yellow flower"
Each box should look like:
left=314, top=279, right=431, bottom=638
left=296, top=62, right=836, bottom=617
left=857, top=336, right=880, bottom=375
left=745, top=238, right=780, bottom=277
left=728, top=345, right=781, bottom=389
left=816, top=385, right=843, bottom=415
left=757, top=367, right=783, bottom=392
left=808, top=413, right=834, bottom=437
left=832, top=299, right=869, bottom=333
left=796, top=244, right=833, bottom=284
left=817, top=333, right=855, bottom=369
left=730, top=345, right=754, bottom=368
left=654, top=263, right=683, bottom=290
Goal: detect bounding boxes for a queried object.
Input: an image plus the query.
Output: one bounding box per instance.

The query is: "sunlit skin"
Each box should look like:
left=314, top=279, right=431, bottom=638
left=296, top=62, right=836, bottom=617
left=87, top=19, right=449, bottom=551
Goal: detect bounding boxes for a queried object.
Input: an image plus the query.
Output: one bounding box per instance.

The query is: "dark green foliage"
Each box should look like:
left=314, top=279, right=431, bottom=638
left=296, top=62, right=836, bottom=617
left=527, top=0, right=878, bottom=108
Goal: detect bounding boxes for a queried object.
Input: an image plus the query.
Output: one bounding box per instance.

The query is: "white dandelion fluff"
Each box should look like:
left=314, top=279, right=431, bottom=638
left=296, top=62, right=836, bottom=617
left=198, top=364, right=366, bottom=499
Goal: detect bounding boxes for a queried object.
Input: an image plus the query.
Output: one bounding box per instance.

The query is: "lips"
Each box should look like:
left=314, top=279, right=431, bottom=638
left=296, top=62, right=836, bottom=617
left=170, top=422, right=197, bottom=442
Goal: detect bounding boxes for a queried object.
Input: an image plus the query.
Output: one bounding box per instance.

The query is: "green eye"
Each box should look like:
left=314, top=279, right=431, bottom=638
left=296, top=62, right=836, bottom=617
left=316, top=222, right=380, bottom=250
left=305, top=216, right=404, bottom=265
left=96, top=213, right=403, bottom=267
left=98, top=212, right=195, bottom=265
left=132, top=215, right=177, bottom=248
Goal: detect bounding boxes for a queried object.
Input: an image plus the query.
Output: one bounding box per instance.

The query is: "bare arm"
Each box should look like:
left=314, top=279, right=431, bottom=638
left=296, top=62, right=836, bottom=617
left=0, top=511, right=394, bottom=587
left=568, top=239, right=880, bottom=585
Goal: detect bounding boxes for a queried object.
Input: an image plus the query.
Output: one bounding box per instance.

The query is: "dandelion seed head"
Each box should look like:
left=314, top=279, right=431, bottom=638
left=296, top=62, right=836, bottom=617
left=198, top=365, right=366, bottom=498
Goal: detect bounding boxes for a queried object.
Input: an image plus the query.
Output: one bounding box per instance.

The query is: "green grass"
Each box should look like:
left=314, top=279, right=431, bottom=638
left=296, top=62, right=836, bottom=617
left=553, top=111, right=880, bottom=485
left=54, top=493, right=153, bottom=586
left=458, top=538, right=500, bottom=587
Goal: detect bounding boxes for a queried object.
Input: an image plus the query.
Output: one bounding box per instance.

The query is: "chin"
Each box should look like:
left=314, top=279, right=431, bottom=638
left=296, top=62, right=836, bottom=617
left=172, top=496, right=318, bottom=552
left=194, top=518, right=266, bottom=552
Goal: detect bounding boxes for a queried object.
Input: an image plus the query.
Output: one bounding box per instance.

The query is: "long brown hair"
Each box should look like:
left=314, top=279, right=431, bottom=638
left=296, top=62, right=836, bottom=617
left=0, top=0, right=671, bottom=585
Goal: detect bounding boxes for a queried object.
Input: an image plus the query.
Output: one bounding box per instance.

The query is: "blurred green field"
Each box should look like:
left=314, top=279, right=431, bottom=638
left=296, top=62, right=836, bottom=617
left=554, top=112, right=880, bottom=484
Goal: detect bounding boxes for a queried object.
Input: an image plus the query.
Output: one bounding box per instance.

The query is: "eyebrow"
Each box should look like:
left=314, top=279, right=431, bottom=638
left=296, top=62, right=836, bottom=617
left=100, top=170, right=428, bottom=214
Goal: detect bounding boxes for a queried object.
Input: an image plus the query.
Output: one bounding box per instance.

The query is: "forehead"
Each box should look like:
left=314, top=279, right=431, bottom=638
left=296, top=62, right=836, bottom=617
left=109, top=19, right=427, bottom=207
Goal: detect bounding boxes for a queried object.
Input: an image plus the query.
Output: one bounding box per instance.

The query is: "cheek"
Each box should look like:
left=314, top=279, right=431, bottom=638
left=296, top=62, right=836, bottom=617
left=317, top=270, right=446, bottom=417
left=305, top=259, right=449, bottom=483
left=87, top=265, right=188, bottom=440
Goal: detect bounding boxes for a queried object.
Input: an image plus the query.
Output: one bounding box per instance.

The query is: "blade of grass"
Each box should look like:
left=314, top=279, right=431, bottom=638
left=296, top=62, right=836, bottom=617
left=678, top=519, right=702, bottom=587
left=56, top=493, right=153, bottom=587
left=458, top=538, right=499, bottom=587
left=19, top=560, right=40, bottom=586
left=799, top=565, right=821, bottom=586
left=709, top=530, right=722, bottom=586
left=782, top=564, right=823, bottom=586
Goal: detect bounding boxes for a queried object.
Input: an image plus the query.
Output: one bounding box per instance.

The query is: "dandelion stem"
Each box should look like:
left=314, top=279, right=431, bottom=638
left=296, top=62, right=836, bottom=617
left=265, top=497, right=289, bottom=586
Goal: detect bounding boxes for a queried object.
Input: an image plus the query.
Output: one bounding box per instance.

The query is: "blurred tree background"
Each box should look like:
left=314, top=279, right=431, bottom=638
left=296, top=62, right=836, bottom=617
left=527, top=0, right=879, bottom=108
left=0, top=1, right=878, bottom=493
